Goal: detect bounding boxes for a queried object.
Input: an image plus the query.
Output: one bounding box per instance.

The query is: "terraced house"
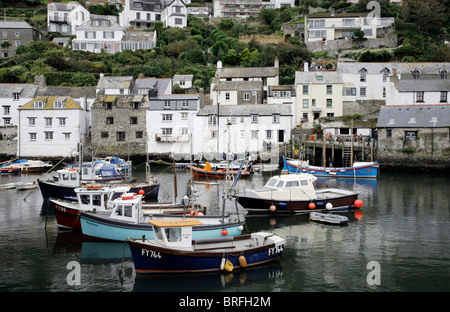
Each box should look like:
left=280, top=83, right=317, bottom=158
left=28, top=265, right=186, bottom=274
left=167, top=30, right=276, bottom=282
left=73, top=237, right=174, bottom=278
left=18, top=96, right=88, bottom=157
left=90, top=94, right=149, bottom=156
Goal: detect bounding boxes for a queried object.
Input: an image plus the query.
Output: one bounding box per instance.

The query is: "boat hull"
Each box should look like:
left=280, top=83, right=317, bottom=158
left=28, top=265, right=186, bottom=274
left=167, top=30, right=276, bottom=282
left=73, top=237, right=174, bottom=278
left=80, top=212, right=244, bottom=242
left=236, top=193, right=359, bottom=214
left=0, top=168, right=21, bottom=175
left=38, top=179, right=159, bottom=201
left=284, top=158, right=378, bottom=178
left=51, top=200, right=83, bottom=230
left=127, top=236, right=284, bottom=273
left=187, top=165, right=251, bottom=179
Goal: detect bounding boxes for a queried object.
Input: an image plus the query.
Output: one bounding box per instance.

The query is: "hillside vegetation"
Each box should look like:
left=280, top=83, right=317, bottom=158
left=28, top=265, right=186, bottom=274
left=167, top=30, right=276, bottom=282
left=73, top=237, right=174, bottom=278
left=0, top=0, right=448, bottom=89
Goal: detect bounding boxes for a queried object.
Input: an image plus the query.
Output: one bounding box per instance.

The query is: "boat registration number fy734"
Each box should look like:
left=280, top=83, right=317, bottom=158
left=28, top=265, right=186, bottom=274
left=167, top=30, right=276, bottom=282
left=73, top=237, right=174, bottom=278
left=268, top=245, right=284, bottom=256
left=141, top=249, right=162, bottom=259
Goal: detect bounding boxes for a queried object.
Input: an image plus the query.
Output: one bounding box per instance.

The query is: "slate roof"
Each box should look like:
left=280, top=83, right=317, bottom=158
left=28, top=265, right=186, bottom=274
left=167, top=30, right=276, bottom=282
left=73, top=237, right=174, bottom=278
left=0, top=20, right=35, bottom=29
left=217, top=67, right=278, bottom=79
left=132, top=78, right=172, bottom=94
left=198, top=104, right=292, bottom=116
left=337, top=62, right=450, bottom=75
left=0, top=84, right=39, bottom=98
left=295, top=71, right=342, bottom=84
left=213, top=81, right=263, bottom=91
left=19, top=96, right=82, bottom=110
left=394, top=79, right=450, bottom=92
left=36, top=86, right=96, bottom=98
left=376, top=105, right=450, bottom=128
left=97, top=76, right=134, bottom=90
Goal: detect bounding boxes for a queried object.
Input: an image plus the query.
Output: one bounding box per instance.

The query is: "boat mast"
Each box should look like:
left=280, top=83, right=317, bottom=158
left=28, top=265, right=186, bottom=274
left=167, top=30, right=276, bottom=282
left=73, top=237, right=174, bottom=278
left=350, top=118, right=354, bottom=166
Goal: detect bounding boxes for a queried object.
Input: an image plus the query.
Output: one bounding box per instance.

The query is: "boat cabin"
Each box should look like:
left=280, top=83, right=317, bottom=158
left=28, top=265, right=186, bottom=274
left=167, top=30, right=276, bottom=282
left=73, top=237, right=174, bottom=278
left=148, top=219, right=204, bottom=248
left=254, top=173, right=319, bottom=201
left=54, top=169, right=81, bottom=187
left=109, top=193, right=145, bottom=224
left=75, top=185, right=110, bottom=212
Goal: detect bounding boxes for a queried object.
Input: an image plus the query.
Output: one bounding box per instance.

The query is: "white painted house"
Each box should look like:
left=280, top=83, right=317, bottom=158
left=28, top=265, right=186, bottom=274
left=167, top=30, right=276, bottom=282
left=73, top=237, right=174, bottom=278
left=294, top=70, right=343, bottom=128
left=119, top=0, right=187, bottom=30
left=72, top=15, right=125, bottom=54
left=161, top=0, right=188, bottom=28
left=0, top=83, right=39, bottom=127
left=305, top=12, right=394, bottom=44
left=211, top=59, right=279, bottom=105
left=47, top=1, right=90, bottom=35
left=17, top=96, right=88, bottom=157
left=196, top=104, right=293, bottom=156
left=146, top=93, right=200, bottom=158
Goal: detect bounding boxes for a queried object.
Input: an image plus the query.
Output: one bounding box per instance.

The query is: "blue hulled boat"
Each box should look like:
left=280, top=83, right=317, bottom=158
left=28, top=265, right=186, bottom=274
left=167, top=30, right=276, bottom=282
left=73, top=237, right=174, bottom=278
left=38, top=163, right=159, bottom=201
left=80, top=192, right=245, bottom=242
left=127, top=218, right=285, bottom=273
left=282, top=156, right=378, bottom=178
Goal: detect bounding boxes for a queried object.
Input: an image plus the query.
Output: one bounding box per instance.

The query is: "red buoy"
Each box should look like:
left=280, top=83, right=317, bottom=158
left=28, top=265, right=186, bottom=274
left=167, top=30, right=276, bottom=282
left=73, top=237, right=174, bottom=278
left=269, top=205, right=276, bottom=212
left=138, top=190, right=145, bottom=195
left=308, top=202, right=316, bottom=209
left=354, top=199, right=363, bottom=208
left=222, top=229, right=228, bottom=236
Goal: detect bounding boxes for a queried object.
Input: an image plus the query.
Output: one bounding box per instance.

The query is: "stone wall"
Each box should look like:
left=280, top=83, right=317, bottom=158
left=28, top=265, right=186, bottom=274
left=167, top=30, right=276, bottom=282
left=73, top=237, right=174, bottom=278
left=307, top=33, right=397, bottom=56
left=377, top=127, right=450, bottom=170
left=0, top=126, right=17, bottom=157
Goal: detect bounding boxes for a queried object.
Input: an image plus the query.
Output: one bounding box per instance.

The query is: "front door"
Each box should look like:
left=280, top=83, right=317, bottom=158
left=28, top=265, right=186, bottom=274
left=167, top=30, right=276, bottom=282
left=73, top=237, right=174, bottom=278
left=278, top=130, right=284, bottom=143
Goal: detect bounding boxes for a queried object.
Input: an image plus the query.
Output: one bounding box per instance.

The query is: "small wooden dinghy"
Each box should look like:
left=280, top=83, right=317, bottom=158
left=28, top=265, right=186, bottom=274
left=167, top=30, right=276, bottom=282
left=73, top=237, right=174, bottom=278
left=309, top=212, right=349, bottom=226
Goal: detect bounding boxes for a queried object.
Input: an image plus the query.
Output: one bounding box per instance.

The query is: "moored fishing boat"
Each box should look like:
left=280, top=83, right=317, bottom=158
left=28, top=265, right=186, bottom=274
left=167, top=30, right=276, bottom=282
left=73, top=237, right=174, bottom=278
left=235, top=172, right=363, bottom=214
left=51, top=185, right=205, bottom=230
left=38, top=164, right=159, bottom=201
left=0, top=158, right=52, bottom=173
left=79, top=192, right=244, bottom=242
left=283, top=156, right=378, bottom=178
left=127, top=218, right=285, bottom=273
left=187, top=161, right=251, bottom=179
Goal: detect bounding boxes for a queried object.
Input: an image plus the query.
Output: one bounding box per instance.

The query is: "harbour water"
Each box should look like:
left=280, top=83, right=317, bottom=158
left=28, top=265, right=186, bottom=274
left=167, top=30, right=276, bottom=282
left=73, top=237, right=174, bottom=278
left=0, top=165, right=449, bottom=294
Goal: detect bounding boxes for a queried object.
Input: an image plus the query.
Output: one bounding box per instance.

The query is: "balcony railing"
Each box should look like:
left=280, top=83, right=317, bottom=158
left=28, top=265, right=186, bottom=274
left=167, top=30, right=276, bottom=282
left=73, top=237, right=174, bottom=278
left=155, top=134, right=189, bottom=142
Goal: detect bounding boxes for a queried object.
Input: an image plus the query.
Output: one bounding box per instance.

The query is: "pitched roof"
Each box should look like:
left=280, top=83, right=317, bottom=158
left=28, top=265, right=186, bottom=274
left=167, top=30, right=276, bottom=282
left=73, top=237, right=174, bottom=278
left=213, top=81, right=263, bottom=91
left=36, top=86, right=96, bottom=98
left=394, top=79, right=450, bottom=92
left=97, top=76, right=134, bottom=90
left=0, top=84, right=39, bottom=98
left=376, top=105, right=450, bottom=128
left=19, top=96, right=82, bottom=110
left=295, top=71, right=342, bottom=84
left=217, top=66, right=278, bottom=78
left=337, top=62, right=450, bottom=75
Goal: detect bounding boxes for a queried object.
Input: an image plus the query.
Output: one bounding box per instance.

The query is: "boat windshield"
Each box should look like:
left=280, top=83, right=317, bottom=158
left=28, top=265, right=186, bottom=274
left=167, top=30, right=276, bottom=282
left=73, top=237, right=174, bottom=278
left=266, top=178, right=278, bottom=187
left=276, top=180, right=284, bottom=188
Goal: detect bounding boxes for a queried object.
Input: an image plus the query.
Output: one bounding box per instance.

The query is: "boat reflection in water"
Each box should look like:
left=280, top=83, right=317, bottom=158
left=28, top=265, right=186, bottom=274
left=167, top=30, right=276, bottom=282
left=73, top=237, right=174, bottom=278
left=132, top=263, right=284, bottom=292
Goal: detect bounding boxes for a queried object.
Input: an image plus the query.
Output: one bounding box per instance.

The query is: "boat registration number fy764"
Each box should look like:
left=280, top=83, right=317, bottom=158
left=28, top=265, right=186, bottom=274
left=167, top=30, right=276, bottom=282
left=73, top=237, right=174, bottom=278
left=268, top=245, right=284, bottom=256
left=141, top=249, right=161, bottom=259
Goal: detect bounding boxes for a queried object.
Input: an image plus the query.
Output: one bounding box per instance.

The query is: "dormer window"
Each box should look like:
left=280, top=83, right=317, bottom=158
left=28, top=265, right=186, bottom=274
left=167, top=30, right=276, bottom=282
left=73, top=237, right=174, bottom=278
left=381, top=68, right=390, bottom=82
left=411, top=68, right=420, bottom=79
left=359, top=68, right=367, bottom=82
left=134, top=2, right=142, bottom=8
left=34, top=101, right=44, bottom=108
left=440, top=69, right=447, bottom=79
left=13, top=92, right=20, bottom=100
left=54, top=101, right=64, bottom=108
